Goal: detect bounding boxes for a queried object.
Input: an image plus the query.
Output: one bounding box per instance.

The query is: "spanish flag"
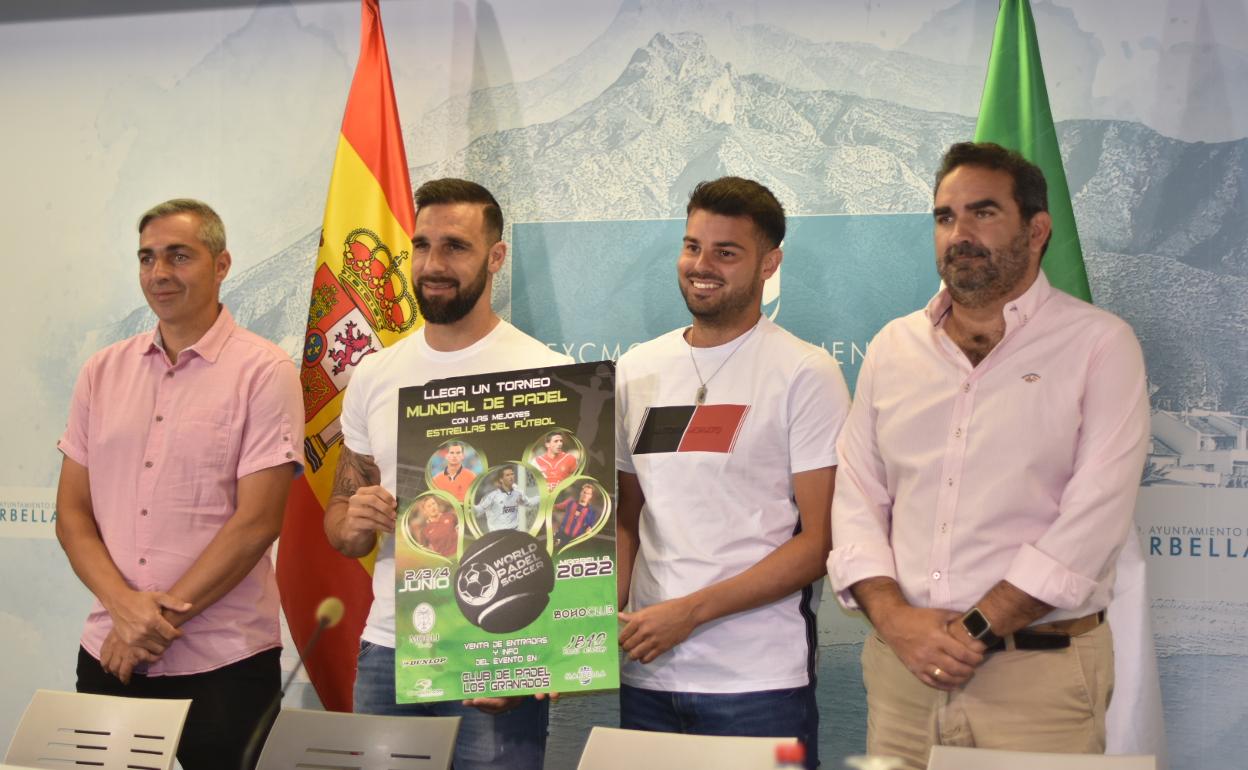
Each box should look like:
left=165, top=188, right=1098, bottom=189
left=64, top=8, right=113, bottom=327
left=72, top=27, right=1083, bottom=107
left=277, top=0, right=416, bottom=711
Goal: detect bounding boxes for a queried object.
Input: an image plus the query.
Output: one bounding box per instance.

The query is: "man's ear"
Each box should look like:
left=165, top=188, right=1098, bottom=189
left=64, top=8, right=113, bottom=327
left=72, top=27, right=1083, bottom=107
left=488, top=240, right=507, bottom=275
left=761, top=245, right=783, bottom=281
left=215, top=249, right=232, bottom=284
left=1028, top=211, right=1052, bottom=262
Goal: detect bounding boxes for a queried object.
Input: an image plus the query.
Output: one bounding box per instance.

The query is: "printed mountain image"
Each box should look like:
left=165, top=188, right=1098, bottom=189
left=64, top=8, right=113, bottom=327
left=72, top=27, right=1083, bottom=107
left=81, top=30, right=1248, bottom=439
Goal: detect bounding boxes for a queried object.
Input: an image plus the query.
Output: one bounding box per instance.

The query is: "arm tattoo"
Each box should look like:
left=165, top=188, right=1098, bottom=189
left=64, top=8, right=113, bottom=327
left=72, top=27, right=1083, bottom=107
left=331, top=446, right=381, bottom=500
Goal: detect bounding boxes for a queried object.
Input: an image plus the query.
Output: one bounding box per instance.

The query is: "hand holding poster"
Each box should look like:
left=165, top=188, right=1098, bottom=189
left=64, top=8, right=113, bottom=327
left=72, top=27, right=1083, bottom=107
left=394, top=361, right=618, bottom=702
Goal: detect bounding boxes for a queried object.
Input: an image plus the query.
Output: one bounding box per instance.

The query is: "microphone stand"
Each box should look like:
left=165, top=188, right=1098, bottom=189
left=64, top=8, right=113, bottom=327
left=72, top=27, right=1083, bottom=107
left=238, top=616, right=333, bottom=770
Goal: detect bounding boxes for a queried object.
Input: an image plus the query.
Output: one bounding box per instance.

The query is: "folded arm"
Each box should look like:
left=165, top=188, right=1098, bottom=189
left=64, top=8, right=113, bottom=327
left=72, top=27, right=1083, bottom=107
left=161, top=463, right=294, bottom=627
left=55, top=456, right=190, bottom=682
left=955, top=324, right=1150, bottom=640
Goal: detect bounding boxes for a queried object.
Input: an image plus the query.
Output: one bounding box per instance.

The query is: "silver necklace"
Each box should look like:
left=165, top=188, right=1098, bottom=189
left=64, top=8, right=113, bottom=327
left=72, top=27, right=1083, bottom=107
left=688, top=323, right=759, bottom=405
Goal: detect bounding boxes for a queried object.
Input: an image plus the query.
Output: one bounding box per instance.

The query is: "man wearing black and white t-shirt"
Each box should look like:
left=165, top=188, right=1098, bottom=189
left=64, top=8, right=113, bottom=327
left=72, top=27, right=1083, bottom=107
left=615, top=177, right=850, bottom=768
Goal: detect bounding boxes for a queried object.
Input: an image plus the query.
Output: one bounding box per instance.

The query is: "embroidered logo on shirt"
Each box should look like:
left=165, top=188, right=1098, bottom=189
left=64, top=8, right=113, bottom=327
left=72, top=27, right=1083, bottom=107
left=1022, top=372, right=1041, bottom=383
left=632, top=404, right=749, bottom=455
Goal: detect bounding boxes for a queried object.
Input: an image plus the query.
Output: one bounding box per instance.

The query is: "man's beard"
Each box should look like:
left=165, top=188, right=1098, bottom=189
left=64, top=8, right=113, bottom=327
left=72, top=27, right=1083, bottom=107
left=939, top=228, right=1031, bottom=308
left=416, top=258, right=489, bottom=324
left=679, top=265, right=762, bottom=326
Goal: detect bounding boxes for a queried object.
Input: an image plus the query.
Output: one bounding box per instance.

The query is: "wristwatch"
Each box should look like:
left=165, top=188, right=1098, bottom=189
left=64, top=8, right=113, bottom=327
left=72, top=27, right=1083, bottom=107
left=960, top=607, right=1001, bottom=646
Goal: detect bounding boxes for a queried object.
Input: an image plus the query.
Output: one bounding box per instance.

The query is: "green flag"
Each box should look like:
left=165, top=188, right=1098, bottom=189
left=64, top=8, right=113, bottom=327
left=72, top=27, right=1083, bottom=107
left=974, top=0, right=1091, bottom=302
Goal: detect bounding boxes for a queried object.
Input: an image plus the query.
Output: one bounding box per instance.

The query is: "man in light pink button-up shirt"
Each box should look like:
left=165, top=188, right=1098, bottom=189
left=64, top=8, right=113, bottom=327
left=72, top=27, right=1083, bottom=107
left=55, top=199, right=304, bottom=770
left=829, top=144, right=1149, bottom=767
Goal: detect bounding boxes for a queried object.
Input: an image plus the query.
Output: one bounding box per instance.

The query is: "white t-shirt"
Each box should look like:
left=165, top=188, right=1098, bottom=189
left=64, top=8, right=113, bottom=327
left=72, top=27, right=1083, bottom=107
left=474, top=486, right=538, bottom=531
left=340, top=320, right=571, bottom=648
left=616, top=316, right=850, bottom=693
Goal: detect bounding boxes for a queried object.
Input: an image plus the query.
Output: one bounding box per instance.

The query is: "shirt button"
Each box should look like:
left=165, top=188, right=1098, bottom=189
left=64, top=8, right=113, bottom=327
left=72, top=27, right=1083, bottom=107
left=940, top=523, right=948, bottom=533
left=155, top=415, right=164, bottom=422
left=144, top=461, right=154, bottom=468
left=285, top=451, right=294, bottom=459
left=954, top=428, right=962, bottom=438
left=139, top=558, right=147, bottom=566
left=166, top=371, right=174, bottom=378
left=932, top=571, right=942, bottom=580
left=962, top=383, right=971, bottom=393
left=947, top=477, right=954, bottom=487
left=140, top=509, right=148, bottom=517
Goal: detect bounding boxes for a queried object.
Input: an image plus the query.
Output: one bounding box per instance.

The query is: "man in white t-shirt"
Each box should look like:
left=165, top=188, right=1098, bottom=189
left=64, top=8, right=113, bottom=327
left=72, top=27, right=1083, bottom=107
left=615, top=177, right=851, bottom=768
left=325, top=178, right=569, bottom=770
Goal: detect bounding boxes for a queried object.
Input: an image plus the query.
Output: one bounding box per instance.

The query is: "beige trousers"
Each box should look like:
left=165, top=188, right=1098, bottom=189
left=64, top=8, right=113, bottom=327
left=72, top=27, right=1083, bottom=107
left=860, top=622, right=1114, bottom=769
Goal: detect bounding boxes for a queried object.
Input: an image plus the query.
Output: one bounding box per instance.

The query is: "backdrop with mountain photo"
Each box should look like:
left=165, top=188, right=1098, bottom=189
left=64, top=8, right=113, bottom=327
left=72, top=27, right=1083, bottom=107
left=1, top=1, right=1245, bottom=766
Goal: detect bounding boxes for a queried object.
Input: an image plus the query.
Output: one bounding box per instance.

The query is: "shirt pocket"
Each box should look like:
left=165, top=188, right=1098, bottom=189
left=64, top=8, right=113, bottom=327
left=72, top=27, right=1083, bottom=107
left=166, top=406, right=234, bottom=514
left=974, top=370, right=1081, bottom=480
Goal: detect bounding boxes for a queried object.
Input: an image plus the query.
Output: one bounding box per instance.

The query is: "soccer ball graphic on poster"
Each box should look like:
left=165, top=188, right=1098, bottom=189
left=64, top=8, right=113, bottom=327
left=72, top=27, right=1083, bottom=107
left=457, top=562, right=500, bottom=606
left=454, top=529, right=554, bottom=634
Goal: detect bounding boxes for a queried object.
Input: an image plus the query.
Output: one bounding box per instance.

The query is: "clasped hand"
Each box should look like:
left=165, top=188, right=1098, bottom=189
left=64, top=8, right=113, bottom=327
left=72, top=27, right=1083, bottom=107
left=876, top=606, right=985, bottom=691
left=102, top=589, right=191, bottom=683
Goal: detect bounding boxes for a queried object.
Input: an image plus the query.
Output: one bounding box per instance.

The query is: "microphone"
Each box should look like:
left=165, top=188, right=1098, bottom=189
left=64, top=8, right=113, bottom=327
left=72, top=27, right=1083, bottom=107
left=240, top=596, right=345, bottom=770
left=280, top=597, right=345, bottom=696
left=318, top=596, right=346, bottom=627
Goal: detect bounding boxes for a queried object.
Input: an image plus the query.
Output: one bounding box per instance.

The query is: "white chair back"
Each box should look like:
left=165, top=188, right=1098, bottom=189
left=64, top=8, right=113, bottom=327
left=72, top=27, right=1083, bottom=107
left=577, top=726, right=800, bottom=770
left=928, top=746, right=1156, bottom=769
left=4, top=689, right=189, bottom=770
left=256, top=708, right=459, bottom=770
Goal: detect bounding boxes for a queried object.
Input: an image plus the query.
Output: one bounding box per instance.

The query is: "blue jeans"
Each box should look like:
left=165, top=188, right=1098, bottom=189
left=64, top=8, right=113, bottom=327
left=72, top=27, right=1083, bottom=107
left=354, top=640, right=549, bottom=770
left=620, top=682, right=820, bottom=769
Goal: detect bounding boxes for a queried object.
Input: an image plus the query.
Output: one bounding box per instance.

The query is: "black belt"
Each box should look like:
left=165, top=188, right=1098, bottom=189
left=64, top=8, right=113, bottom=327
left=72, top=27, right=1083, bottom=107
left=985, top=610, right=1105, bottom=653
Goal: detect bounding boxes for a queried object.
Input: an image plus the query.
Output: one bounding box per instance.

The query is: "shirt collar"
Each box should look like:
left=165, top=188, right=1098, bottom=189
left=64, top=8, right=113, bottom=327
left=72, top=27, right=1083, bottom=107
left=924, top=270, right=1054, bottom=333
left=143, top=327, right=162, bottom=356
left=141, top=305, right=236, bottom=364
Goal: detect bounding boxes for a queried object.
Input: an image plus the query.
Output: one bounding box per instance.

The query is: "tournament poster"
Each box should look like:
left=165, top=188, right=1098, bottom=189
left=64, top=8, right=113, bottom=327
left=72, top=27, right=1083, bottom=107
left=394, top=361, right=618, bottom=702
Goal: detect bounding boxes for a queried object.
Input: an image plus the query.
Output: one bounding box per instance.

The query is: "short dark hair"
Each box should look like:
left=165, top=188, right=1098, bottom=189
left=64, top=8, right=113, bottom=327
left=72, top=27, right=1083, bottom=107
left=686, top=177, right=786, bottom=251
left=138, top=199, right=226, bottom=255
left=935, top=142, right=1048, bottom=221
left=413, top=178, right=503, bottom=243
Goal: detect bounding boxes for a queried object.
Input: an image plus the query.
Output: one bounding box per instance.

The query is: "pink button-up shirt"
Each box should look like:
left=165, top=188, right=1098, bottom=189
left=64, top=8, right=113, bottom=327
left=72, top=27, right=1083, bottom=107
left=828, top=273, right=1149, bottom=622
left=58, top=307, right=304, bottom=675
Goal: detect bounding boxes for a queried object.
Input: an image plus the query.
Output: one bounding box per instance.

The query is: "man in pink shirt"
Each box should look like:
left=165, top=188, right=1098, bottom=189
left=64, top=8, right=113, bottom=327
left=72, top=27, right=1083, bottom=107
left=829, top=143, right=1149, bottom=767
left=55, top=199, right=304, bottom=770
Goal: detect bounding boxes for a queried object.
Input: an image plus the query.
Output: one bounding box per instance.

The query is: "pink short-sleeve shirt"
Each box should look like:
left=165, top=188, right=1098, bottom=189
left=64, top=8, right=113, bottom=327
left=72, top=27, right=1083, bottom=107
left=58, top=307, right=304, bottom=676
